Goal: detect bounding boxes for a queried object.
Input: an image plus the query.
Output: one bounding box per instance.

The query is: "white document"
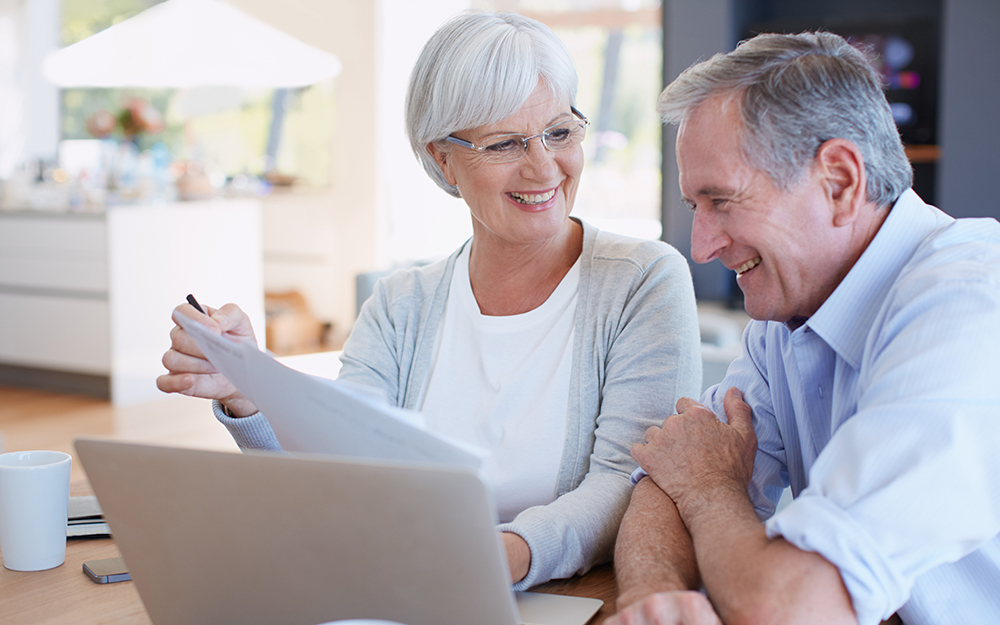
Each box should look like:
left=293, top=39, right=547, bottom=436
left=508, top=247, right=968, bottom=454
left=173, top=312, right=484, bottom=470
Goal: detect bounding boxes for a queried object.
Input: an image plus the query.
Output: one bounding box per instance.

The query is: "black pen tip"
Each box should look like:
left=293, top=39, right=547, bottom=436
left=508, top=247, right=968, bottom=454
left=186, top=294, right=205, bottom=314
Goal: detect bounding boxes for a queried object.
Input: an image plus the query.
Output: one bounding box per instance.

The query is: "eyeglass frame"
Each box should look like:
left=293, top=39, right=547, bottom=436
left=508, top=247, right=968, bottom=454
left=443, top=107, right=589, bottom=160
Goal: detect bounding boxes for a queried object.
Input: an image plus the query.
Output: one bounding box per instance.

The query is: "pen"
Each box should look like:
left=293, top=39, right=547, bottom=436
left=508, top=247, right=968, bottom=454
left=186, top=294, right=206, bottom=314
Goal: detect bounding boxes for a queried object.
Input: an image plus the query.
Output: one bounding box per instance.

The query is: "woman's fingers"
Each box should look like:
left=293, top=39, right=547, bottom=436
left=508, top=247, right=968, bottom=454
left=161, top=346, right=218, bottom=375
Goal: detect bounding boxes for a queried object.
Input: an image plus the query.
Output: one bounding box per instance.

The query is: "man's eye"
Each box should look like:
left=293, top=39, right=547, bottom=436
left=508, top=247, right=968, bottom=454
left=546, top=128, right=571, bottom=142
left=485, top=138, right=522, bottom=152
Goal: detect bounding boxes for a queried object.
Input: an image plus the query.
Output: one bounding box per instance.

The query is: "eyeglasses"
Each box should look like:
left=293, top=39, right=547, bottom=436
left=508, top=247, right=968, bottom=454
left=444, top=107, right=589, bottom=164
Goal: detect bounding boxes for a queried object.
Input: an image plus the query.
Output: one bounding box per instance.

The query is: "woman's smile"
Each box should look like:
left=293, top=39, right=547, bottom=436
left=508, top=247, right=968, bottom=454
left=508, top=188, right=558, bottom=208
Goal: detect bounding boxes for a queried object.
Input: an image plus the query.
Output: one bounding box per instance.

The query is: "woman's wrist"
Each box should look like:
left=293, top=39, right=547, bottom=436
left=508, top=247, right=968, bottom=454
left=221, top=396, right=259, bottom=418
left=502, top=531, right=531, bottom=584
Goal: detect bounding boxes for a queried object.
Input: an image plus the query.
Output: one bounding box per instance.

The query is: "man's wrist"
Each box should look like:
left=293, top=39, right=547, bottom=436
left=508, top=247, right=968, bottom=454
left=676, top=479, right=752, bottom=529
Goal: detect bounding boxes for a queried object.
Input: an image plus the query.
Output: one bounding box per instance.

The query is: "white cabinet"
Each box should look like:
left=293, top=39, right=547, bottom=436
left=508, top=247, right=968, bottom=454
left=0, top=200, right=264, bottom=405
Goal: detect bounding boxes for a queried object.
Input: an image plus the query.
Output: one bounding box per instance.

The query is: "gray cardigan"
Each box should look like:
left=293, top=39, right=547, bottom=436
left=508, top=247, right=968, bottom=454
left=216, top=220, right=702, bottom=589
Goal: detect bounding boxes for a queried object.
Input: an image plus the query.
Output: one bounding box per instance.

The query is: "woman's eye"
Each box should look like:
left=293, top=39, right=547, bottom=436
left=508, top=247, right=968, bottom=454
left=546, top=128, right=571, bottom=142
left=485, top=138, right=521, bottom=152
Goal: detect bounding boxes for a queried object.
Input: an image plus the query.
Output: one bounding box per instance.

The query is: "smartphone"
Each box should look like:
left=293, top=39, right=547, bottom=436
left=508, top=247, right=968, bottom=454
left=83, top=557, right=131, bottom=584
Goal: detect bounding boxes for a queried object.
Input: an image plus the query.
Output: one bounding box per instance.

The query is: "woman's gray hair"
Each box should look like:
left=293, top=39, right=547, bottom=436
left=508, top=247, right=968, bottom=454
left=406, top=10, right=578, bottom=197
left=658, top=31, right=913, bottom=207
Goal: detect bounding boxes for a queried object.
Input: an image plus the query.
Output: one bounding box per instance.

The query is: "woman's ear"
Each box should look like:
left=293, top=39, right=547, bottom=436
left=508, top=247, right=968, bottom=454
left=815, top=138, right=867, bottom=228
left=427, top=142, right=458, bottom=187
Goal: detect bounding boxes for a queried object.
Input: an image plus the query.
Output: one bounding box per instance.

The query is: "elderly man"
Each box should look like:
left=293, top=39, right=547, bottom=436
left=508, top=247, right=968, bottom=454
left=609, top=31, right=1000, bottom=625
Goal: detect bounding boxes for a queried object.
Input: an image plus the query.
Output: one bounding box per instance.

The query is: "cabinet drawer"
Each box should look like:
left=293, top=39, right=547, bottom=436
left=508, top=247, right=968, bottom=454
left=0, top=293, right=110, bottom=374
left=0, top=217, right=108, bottom=292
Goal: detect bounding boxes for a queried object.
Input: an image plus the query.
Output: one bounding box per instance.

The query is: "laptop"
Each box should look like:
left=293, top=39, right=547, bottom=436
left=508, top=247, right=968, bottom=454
left=75, top=439, right=603, bottom=625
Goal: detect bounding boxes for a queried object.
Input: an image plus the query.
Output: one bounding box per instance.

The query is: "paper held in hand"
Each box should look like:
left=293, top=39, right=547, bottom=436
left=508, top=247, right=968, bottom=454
left=173, top=312, right=485, bottom=470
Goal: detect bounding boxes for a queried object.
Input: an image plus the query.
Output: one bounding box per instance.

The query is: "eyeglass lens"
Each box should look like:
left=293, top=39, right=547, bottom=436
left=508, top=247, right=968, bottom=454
left=481, top=120, right=586, bottom=162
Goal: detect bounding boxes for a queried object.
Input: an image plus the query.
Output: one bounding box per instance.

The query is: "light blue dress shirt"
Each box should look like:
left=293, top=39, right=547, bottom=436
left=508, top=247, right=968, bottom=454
left=702, top=190, right=1000, bottom=625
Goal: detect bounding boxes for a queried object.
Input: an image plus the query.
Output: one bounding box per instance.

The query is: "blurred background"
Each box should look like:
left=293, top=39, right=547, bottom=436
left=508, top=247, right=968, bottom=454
left=0, top=0, right=997, bottom=405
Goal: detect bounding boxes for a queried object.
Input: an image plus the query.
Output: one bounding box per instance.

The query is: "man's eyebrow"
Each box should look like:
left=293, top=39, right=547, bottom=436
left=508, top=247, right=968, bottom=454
left=698, top=185, right=738, bottom=197
left=681, top=186, right=739, bottom=205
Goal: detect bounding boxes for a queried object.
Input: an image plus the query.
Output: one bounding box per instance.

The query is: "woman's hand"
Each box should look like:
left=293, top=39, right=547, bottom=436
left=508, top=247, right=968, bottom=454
left=156, top=301, right=259, bottom=417
left=502, top=531, right=531, bottom=584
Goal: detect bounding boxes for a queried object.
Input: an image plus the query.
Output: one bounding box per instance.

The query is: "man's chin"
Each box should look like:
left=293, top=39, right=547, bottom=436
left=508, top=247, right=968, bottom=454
left=741, top=295, right=782, bottom=323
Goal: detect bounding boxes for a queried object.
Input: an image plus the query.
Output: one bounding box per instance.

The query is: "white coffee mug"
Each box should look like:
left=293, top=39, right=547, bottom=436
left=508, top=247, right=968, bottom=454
left=0, top=450, right=72, bottom=571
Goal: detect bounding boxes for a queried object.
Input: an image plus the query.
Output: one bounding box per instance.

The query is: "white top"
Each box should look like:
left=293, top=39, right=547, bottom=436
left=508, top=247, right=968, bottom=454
left=421, top=244, right=579, bottom=523
left=216, top=221, right=704, bottom=589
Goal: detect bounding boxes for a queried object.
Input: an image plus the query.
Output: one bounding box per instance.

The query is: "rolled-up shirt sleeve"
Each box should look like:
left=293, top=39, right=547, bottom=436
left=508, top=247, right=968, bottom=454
left=764, top=269, right=1000, bottom=624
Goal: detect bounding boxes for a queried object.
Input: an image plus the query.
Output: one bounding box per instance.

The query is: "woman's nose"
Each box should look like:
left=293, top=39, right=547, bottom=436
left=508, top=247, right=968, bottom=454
left=519, top=137, right=557, bottom=179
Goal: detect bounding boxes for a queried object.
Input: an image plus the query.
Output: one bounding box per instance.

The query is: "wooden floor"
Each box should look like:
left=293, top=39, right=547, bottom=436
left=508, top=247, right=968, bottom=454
left=0, top=384, right=239, bottom=485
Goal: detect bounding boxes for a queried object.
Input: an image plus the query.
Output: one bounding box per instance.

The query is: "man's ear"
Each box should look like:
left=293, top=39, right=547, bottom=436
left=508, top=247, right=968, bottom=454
left=427, top=142, right=458, bottom=187
left=815, top=139, right=867, bottom=228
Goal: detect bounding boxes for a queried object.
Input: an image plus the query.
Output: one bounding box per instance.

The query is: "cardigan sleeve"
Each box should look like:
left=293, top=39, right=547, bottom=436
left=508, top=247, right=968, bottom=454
left=502, top=243, right=703, bottom=589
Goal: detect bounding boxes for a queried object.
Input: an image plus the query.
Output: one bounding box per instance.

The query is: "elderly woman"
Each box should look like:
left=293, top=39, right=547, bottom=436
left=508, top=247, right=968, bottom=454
left=157, top=10, right=701, bottom=590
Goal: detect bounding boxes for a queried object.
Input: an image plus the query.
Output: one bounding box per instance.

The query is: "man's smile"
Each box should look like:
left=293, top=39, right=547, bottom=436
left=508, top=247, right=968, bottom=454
left=735, top=257, right=761, bottom=277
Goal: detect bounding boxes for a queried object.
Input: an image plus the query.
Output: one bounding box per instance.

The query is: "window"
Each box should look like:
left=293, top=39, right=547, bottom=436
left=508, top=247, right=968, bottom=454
left=57, top=0, right=336, bottom=194
left=484, top=0, right=664, bottom=239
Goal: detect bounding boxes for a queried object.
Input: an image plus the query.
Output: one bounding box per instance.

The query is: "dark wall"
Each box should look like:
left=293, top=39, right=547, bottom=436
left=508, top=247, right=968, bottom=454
left=661, top=0, right=736, bottom=302
left=663, top=0, right=1000, bottom=302
left=938, top=0, right=1000, bottom=219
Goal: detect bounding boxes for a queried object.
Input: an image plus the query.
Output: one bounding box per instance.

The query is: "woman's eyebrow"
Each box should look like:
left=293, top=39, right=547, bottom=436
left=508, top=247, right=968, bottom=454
left=479, top=112, right=575, bottom=138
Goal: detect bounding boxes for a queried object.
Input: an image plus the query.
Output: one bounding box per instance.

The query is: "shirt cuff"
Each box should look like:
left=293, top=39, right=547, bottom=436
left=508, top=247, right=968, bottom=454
left=212, top=400, right=282, bottom=451
left=765, top=493, right=909, bottom=625
left=498, top=517, right=561, bottom=591
left=630, top=467, right=648, bottom=485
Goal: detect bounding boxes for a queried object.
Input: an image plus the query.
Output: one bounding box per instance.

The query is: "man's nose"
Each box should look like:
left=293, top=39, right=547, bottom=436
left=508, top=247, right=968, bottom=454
left=690, top=207, right=729, bottom=264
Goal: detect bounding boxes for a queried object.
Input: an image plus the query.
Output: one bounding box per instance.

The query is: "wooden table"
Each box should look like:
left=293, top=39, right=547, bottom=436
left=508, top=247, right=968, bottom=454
left=0, top=390, right=618, bottom=624
left=1, top=481, right=618, bottom=625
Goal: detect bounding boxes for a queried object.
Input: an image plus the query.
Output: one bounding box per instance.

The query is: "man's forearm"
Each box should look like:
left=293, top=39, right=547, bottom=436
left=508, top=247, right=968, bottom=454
left=679, top=483, right=856, bottom=625
left=614, top=477, right=700, bottom=610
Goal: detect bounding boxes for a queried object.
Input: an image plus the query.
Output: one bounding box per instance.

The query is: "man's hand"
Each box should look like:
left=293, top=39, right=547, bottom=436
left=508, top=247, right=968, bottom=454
left=606, top=591, right=722, bottom=625
left=631, top=387, right=757, bottom=515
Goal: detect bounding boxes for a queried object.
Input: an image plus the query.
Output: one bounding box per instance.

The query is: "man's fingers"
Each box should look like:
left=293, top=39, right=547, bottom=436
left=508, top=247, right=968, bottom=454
left=631, top=441, right=646, bottom=464
left=675, top=396, right=700, bottom=413
left=643, top=425, right=660, bottom=444
left=722, top=386, right=752, bottom=435
left=606, top=592, right=723, bottom=625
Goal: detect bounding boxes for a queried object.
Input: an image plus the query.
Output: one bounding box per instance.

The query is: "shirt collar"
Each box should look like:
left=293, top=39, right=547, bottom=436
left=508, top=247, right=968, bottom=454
left=804, top=189, right=953, bottom=368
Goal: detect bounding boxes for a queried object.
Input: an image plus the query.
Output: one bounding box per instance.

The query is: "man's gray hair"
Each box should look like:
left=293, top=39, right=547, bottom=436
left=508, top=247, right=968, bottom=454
left=659, top=31, right=913, bottom=207
left=406, top=10, right=578, bottom=197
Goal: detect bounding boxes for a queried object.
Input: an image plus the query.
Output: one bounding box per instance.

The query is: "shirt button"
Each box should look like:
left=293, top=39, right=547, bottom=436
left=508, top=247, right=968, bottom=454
left=817, top=385, right=824, bottom=399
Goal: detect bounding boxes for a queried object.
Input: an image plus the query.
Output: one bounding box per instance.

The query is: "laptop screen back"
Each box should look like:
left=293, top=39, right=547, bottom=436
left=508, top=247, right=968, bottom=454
left=76, top=439, right=521, bottom=625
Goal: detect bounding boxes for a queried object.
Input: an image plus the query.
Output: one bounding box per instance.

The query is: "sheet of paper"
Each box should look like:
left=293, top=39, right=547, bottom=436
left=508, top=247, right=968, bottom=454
left=68, top=495, right=104, bottom=521
left=174, top=313, right=484, bottom=470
